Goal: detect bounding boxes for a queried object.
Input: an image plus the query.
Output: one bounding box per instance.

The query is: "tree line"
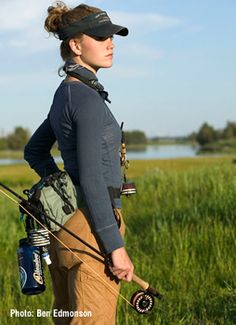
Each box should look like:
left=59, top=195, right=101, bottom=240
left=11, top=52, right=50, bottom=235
left=0, top=127, right=30, bottom=150
left=0, top=122, right=236, bottom=151
left=0, top=127, right=148, bottom=150
left=189, top=121, right=236, bottom=146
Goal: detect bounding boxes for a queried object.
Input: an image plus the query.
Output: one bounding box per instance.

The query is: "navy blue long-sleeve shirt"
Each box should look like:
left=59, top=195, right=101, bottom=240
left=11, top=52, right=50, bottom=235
left=24, top=75, right=124, bottom=254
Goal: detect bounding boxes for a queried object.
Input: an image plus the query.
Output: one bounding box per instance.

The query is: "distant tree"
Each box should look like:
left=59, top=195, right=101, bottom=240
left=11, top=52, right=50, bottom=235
left=125, top=130, right=147, bottom=145
left=214, top=129, right=223, bottom=141
left=222, top=121, right=236, bottom=139
left=188, top=132, right=197, bottom=142
left=0, top=137, right=7, bottom=150
left=7, top=126, right=30, bottom=150
left=196, top=123, right=216, bottom=146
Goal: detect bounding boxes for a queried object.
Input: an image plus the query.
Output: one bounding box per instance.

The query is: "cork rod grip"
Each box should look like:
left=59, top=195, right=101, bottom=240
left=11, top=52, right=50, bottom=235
left=132, top=273, right=149, bottom=290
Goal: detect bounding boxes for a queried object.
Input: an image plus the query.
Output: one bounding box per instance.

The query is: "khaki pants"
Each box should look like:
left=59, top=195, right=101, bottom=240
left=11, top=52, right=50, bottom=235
left=49, top=208, right=125, bottom=325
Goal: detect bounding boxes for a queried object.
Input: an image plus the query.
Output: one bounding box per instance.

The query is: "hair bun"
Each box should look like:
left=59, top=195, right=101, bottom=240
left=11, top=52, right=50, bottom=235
left=44, top=1, right=70, bottom=35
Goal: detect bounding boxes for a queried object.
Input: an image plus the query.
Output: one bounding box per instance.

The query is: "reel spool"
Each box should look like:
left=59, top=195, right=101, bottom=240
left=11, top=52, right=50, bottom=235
left=130, top=290, right=155, bottom=314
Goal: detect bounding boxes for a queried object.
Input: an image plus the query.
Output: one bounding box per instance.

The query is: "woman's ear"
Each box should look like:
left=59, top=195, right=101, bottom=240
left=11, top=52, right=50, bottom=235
left=69, top=39, right=82, bottom=55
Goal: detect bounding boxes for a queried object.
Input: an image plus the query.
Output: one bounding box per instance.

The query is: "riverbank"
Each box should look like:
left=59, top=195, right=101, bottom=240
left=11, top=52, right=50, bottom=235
left=0, top=148, right=59, bottom=160
left=0, top=156, right=234, bottom=187
left=198, top=138, right=236, bottom=154
left=0, top=150, right=23, bottom=159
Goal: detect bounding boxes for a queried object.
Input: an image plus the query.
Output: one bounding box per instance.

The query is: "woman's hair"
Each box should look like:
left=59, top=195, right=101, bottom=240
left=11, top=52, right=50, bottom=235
left=44, top=2, right=101, bottom=61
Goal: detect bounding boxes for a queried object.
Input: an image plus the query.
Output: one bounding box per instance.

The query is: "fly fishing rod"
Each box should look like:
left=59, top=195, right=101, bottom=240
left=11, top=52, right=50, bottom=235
left=0, top=181, right=162, bottom=314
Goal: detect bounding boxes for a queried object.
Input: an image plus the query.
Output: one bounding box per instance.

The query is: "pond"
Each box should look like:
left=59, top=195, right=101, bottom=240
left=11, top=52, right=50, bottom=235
left=127, top=144, right=198, bottom=160
left=0, top=145, right=199, bottom=165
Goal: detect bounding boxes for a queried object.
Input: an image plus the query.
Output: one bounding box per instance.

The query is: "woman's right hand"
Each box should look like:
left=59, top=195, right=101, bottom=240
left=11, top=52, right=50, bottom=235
left=109, top=247, right=134, bottom=282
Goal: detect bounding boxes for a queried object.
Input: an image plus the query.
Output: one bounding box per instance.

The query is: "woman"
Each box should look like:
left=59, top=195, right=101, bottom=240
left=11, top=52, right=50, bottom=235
left=24, top=2, right=134, bottom=324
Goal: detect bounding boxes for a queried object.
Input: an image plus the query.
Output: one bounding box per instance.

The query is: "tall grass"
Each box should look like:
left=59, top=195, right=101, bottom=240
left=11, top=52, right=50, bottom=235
left=119, top=163, right=236, bottom=324
left=0, top=157, right=236, bottom=324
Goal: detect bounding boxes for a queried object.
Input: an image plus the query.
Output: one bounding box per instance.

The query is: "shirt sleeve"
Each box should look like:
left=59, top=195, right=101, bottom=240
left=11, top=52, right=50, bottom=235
left=71, top=88, right=124, bottom=254
left=24, top=117, right=60, bottom=177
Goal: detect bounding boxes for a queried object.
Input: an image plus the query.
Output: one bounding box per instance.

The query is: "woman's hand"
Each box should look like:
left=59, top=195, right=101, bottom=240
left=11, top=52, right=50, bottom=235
left=109, top=247, right=134, bottom=282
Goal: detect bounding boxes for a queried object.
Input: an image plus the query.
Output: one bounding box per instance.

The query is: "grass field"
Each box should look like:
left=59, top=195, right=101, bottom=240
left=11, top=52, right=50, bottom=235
left=0, top=156, right=236, bottom=324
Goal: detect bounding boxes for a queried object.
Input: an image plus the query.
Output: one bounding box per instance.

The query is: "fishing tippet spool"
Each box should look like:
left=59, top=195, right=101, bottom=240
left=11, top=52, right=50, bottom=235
left=131, top=290, right=155, bottom=314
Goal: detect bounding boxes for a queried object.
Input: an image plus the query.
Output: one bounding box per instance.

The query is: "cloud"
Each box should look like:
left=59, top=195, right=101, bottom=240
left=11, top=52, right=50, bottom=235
left=185, top=25, right=205, bottom=33
left=0, top=0, right=87, bottom=31
left=6, top=40, right=28, bottom=48
left=0, top=1, right=182, bottom=32
left=0, top=1, right=48, bottom=31
left=110, top=11, right=182, bottom=32
left=119, top=43, right=164, bottom=61
left=111, top=65, right=149, bottom=78
left=0, top=70, right=52, bottom=86
left=0, top=0, right=59, bottom=52
left=0, top=1, right=182, bottom=55
left=0, top=0, right=109, bottom=52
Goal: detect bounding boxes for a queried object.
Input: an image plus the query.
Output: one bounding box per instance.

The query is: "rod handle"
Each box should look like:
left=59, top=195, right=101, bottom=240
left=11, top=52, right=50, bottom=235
left=132, top=273, right=149, bottom=290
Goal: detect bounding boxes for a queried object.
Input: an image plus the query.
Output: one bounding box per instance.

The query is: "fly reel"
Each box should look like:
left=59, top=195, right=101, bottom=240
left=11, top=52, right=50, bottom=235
left=131, top=274, right=163, bottom=314
left=131, top=290, right=155, bottom=314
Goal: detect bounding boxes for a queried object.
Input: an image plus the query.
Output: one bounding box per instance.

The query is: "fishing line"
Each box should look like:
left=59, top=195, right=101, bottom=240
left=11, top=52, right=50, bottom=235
left=0, top=188, right=134, bottom=308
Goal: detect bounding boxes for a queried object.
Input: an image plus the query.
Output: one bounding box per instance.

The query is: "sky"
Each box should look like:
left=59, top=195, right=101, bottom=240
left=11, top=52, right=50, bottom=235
left=0, top=0, right=235, bottom=137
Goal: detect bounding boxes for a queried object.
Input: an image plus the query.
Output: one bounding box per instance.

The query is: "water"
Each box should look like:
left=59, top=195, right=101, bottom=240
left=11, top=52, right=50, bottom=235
left=0, top=145, right=198, bottom=165
left=127, top=144, right=198, bottom=160
left=0, top=158, right=24, bottom=165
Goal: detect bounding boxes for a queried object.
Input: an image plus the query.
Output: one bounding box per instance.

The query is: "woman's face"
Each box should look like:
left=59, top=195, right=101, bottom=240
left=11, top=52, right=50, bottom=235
left=74, top=35, right=115, bottom=73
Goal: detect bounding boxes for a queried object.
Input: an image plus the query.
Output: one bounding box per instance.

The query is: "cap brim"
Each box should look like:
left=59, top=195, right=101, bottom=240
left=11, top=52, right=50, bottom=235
left=84, top=22, right=128, bottom=38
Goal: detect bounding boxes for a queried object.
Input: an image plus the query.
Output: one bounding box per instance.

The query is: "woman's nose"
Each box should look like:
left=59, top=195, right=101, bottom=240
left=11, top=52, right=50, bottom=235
left=107, top=37, right=115, bottom=49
